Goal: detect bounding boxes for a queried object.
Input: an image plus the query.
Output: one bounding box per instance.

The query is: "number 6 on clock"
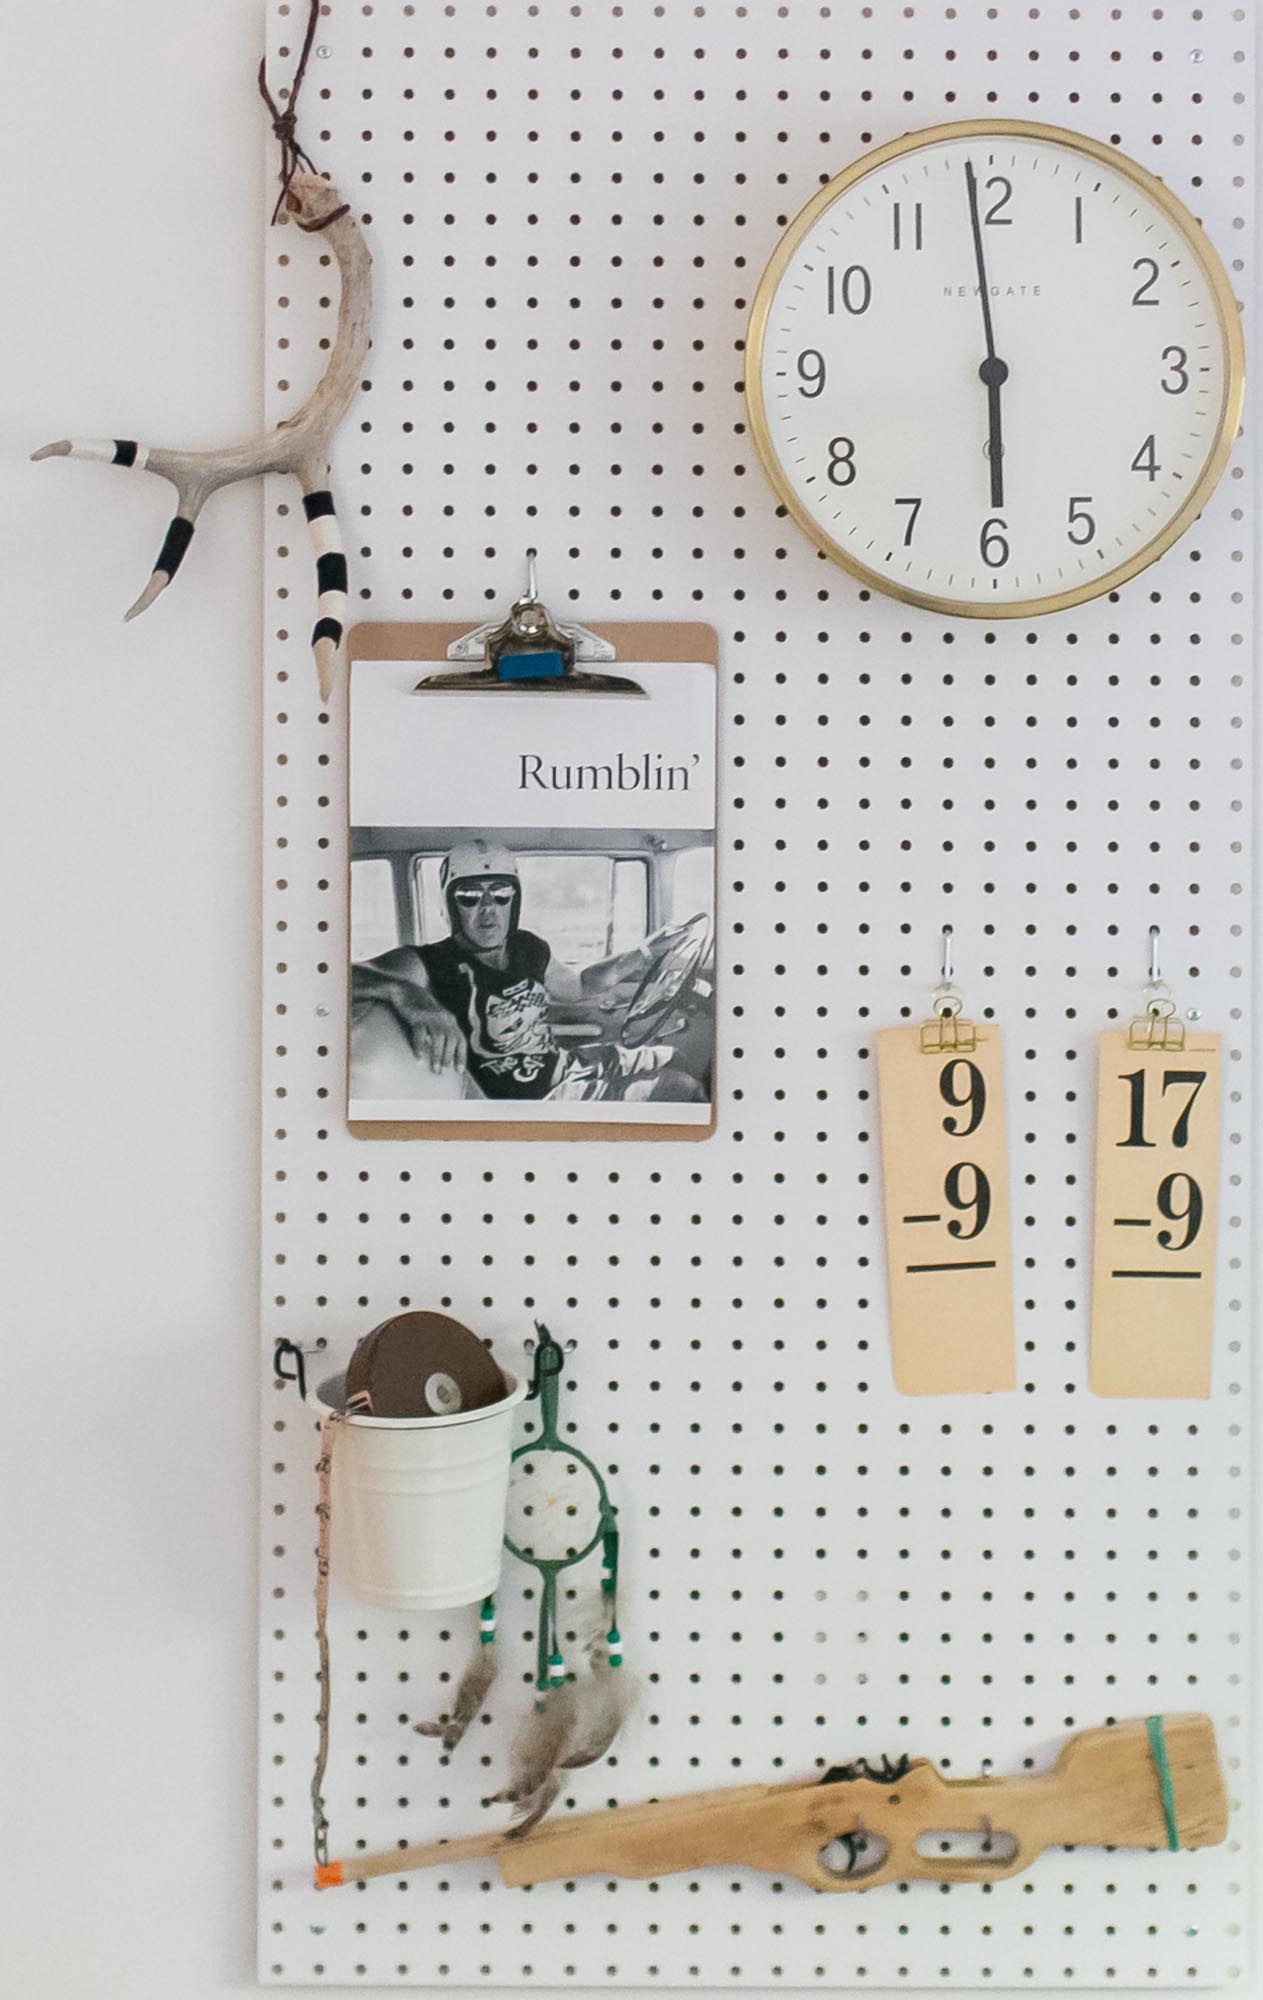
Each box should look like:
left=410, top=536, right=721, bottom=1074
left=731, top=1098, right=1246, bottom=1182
left=876, top=1023, right=1016, bottom=1395
left=1090, top=1029, right=1222, bottom=1398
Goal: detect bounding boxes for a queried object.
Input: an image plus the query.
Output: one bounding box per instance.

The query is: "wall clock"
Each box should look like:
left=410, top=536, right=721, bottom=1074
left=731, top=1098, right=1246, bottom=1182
left=745, top=118, right=1245, bottom=618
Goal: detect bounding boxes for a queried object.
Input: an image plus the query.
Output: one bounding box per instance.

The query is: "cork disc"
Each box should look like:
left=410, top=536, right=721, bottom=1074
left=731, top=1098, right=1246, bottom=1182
left=345, top=1311, right=507, bottom=1418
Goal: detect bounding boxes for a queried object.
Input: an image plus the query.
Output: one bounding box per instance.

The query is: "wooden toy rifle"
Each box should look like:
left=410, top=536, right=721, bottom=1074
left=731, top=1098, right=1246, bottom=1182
left=316, top=1711, right=1226, bottom=1893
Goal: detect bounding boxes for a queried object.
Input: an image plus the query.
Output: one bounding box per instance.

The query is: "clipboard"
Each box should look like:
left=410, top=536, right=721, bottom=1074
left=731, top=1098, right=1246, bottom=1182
left=345, top=617, right=719, bottom=1142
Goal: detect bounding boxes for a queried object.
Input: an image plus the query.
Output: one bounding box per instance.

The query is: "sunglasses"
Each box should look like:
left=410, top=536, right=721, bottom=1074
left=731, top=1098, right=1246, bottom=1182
left=452, top=881, right=516, bottom=908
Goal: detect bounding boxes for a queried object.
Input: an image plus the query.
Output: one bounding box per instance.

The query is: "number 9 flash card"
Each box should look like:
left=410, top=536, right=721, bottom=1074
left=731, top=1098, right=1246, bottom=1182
left=876, top=1020, right=1016, bottom=1397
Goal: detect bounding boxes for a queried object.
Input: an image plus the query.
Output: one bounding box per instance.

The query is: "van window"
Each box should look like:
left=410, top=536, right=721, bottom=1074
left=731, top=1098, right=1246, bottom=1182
left=350, top=858, right=398, bottom=961
left=670, top=842, right=715, bottom=928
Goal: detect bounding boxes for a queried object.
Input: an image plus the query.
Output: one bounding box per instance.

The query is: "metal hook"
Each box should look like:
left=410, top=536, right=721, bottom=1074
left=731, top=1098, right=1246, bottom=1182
left=921, top=923, right=975, bottom=1050
left=273, top=1337, right=308, bottom=1400
left=932, top=923, right=960, bottom=1017
left=524, top=548, right=539, bottom=604
left=1129, top=922, right=1186, bottom=1048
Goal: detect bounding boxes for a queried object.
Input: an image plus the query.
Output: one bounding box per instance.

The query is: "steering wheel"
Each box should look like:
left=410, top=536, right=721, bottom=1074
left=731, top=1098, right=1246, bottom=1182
left=620, top=913, right=711, bottom=1047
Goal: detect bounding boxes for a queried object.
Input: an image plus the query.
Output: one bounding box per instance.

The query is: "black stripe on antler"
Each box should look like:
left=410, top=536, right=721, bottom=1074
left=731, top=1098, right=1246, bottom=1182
left=154, top=516, right=196, bottom=579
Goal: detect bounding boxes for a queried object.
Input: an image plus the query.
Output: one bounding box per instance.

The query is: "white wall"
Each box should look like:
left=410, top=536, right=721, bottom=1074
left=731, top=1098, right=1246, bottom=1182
left=3, top=4, right=268, bottom=1992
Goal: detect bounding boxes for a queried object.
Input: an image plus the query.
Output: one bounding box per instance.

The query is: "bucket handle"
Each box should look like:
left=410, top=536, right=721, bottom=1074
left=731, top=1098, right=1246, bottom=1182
left=274, top=1337, right=308, bottom=1400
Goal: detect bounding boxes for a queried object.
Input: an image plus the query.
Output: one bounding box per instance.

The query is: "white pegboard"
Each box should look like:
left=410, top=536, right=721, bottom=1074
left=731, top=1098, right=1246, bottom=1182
left=257, top=1, right=1256, bottom=1987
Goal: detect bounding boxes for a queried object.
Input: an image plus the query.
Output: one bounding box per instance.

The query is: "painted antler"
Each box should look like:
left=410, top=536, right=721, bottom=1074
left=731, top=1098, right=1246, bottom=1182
left=32, top=170, right=371, bottom=703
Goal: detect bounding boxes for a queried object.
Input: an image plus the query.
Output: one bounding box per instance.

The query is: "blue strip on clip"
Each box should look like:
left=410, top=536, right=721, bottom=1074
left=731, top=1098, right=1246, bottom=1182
left=497, top=649, right=566, bottom=682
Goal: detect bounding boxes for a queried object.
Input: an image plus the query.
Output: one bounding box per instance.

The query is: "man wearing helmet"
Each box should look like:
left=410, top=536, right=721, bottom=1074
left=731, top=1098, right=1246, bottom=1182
left=351, top=837, right=702, bottom=1102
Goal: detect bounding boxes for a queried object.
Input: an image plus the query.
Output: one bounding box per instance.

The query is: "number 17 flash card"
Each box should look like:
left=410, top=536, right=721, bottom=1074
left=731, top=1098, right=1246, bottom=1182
left=1090, top=1030, right=1222, bottom=1399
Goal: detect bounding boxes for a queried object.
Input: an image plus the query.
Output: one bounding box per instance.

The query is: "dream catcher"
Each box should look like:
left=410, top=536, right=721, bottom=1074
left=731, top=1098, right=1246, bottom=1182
left=416, top=1325, right=629, bottom=1834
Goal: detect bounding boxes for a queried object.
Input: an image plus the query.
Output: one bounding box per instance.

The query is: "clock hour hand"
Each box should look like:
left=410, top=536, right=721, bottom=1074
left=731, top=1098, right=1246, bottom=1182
left=965, top=159, right=1008, bottom=511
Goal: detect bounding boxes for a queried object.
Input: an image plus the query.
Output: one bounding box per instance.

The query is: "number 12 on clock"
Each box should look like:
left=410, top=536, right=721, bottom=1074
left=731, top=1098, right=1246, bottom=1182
left=1090, top=1030, right=1222, bottom=1399
left=876, top=1024, right=1016, bottom=1396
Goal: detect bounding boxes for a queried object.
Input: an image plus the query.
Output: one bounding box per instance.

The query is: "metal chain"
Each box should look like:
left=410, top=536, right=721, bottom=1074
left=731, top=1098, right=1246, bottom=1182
left=311, top=1412, right=341, bottom=1868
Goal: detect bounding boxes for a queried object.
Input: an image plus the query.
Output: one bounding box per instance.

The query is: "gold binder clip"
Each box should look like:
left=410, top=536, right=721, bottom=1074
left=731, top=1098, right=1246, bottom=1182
left=920, top=995, right=977, bottom=1055
left=919, top=925, right=978, bottom=1053
left=1127, top=926, right=1187, bottom=1051
left=1128, top=994, right=1186, bottom=1052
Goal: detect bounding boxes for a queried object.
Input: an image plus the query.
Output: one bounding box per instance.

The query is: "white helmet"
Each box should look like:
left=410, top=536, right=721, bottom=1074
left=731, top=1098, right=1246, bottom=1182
left=441, top=838, right=521, bottom=934
left=441, top=838, right=520, bottom=888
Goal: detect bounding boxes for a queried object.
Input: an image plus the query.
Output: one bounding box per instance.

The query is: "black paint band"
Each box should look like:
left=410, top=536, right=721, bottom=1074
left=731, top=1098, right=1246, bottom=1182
left=316, top=553, right=348, bottom=595
left=312, top=617, right=343, bottom=646
left=113, top=440, right=138, bottom=467
left=303, top=490, right=336, bottom=521
left=155, top=516, right=195, bottom=579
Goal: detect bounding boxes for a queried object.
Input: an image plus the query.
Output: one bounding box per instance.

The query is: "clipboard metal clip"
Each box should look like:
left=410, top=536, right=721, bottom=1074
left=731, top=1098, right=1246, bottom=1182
left=415, top=552, right=646, bottom=696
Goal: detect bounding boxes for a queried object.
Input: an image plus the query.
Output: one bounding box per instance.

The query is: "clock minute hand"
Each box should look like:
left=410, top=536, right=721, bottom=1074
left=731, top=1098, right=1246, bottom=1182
left=965, top=158, right=1009, bottom=512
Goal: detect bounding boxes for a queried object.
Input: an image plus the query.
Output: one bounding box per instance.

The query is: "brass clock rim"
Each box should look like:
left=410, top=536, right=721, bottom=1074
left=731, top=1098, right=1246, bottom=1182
left=744, top=116, right=1246, bottom=620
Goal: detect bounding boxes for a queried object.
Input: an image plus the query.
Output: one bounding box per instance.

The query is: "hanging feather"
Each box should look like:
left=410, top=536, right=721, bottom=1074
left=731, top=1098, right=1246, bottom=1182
left=489, top=1686, right=579, bottom=1832
left=504, top=1770, right=562, bottom=1839
left=414, top=1642, right=498, bottom=1752
left=415, top=1597, right=499, bottom=1751
left=559, top=1630, right=634, bottom=1771
left=490, top=1622, right=634, bottom=1836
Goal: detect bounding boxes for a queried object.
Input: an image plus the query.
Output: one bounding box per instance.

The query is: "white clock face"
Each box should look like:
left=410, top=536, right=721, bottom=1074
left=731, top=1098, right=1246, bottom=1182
left=748, top=122, right=1242, bottom=616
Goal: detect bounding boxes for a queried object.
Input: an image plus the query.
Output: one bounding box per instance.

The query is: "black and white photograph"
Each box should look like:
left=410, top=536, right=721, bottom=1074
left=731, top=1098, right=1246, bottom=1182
left=348, top=659, right=717, bottom=1130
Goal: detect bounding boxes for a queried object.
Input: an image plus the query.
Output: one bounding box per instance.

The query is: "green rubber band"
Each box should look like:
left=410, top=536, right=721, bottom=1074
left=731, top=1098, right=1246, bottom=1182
left=1145, top=1715, right=1181, bottom=1852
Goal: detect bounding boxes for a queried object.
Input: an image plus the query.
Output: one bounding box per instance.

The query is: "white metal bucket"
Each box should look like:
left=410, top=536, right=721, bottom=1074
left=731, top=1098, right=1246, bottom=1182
left=312, top=1369, right=528, bottom=1611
